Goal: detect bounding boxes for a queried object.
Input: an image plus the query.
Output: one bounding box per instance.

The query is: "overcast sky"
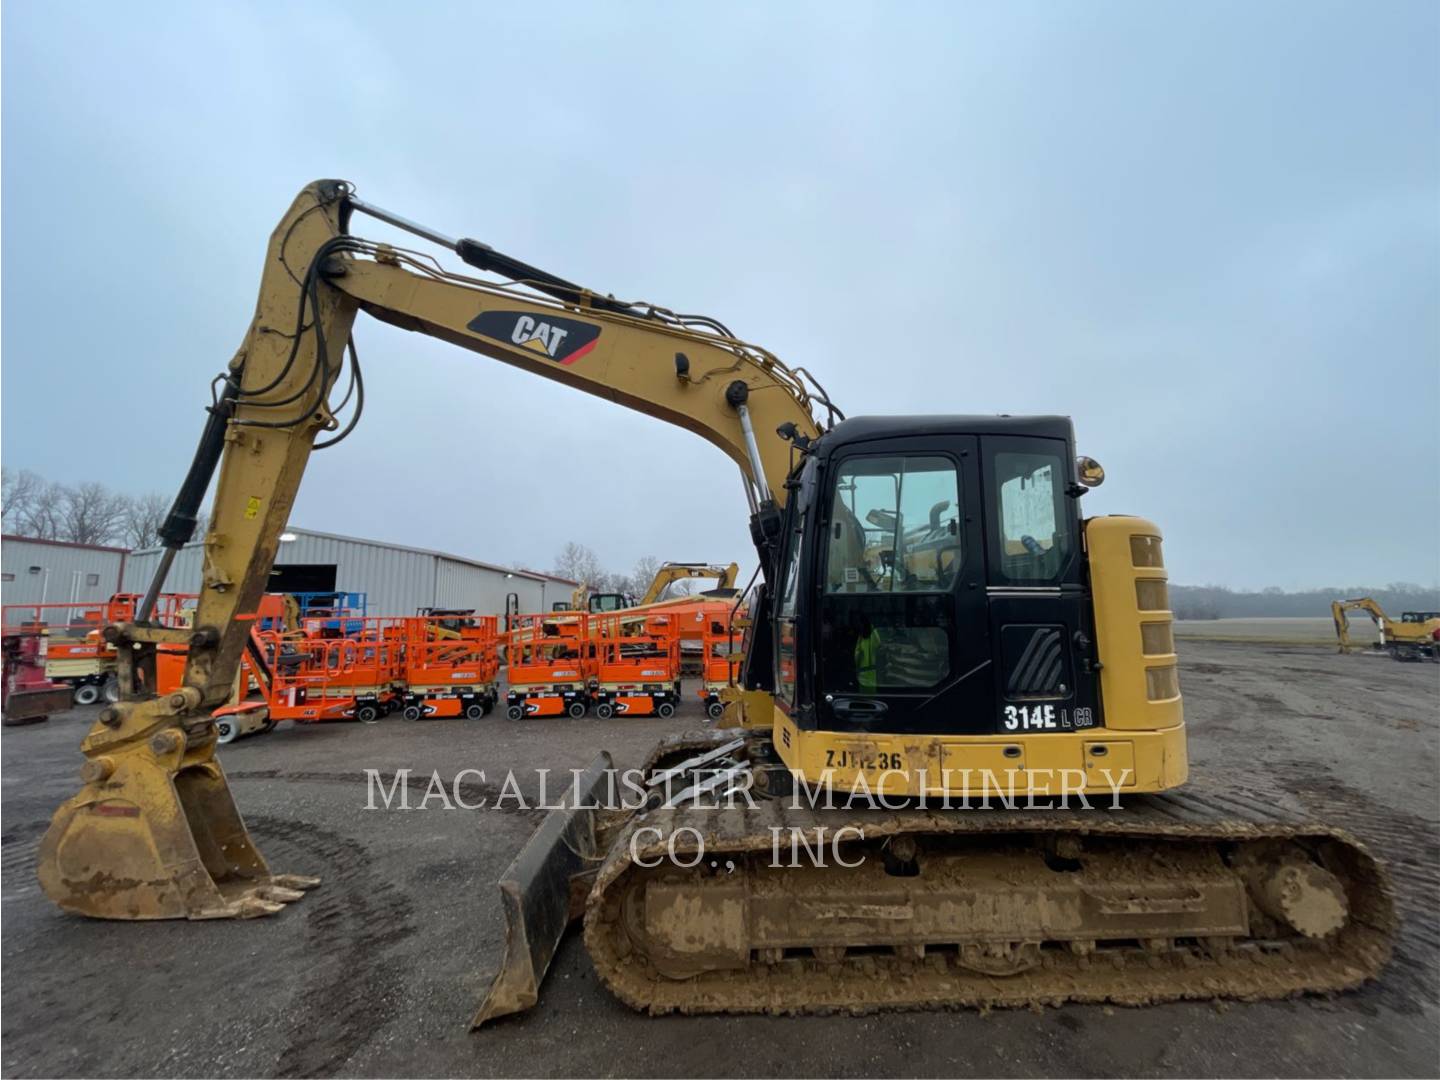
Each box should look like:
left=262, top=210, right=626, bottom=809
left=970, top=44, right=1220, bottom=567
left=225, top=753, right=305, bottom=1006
left=3, top=1, right=1436, bottom=590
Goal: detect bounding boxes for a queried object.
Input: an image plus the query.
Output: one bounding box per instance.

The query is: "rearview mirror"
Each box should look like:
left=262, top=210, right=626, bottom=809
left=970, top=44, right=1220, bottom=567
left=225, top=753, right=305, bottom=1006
left=1076, top=456, right=1105, bottom=488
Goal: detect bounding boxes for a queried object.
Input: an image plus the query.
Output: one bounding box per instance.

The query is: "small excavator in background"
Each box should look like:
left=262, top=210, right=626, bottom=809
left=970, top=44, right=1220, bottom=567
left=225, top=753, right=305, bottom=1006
left=637, top=561, right=740, bottom=604
left=553, top=561, right=739, bottom=612
left=1332, top=597, right=1440, bottom=661
left=36, top=181, right=1394, bottom=1023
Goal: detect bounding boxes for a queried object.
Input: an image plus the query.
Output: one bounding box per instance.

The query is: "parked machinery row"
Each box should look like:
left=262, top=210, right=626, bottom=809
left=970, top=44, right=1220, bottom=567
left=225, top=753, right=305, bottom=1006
left=3, top=584, right=742, bottom=730
left=227, top=610, right=501, bottom=738
left=1, top=593, right=200, bottom=725
left=503, top=610, right=683, bottom=720
left=147, top=599, right=501, bottom=741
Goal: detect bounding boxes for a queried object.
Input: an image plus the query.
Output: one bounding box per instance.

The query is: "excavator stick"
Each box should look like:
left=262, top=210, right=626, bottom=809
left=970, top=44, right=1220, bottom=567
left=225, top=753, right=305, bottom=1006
left=37, top=696, right=319, bottom=919
left=36, top=180, right=354, bottom=921
left=474, top=752, right=615, bottom=1027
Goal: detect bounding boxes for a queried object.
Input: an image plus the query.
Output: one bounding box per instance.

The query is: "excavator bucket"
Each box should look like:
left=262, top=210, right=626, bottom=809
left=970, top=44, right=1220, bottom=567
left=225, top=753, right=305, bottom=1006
left=473, top=752, right=614, bottom=1027
left=37, top=707, right=317, bottom=920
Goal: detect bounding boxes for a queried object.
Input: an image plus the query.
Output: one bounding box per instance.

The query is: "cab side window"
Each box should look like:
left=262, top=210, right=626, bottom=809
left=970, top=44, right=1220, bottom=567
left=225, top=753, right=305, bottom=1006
left=992, top=450, right=1071, bottom=583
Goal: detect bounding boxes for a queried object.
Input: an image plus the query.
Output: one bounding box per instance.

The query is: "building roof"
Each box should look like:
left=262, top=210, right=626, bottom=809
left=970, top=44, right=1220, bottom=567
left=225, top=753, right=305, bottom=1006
left=2, top=534, right=130, bottom=555
left=128, top=526, right=578, bottom=587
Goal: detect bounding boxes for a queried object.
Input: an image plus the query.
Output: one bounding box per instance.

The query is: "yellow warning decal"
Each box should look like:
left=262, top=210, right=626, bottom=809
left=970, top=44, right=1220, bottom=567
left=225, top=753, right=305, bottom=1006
left=244, top=497, right=261, bottom=519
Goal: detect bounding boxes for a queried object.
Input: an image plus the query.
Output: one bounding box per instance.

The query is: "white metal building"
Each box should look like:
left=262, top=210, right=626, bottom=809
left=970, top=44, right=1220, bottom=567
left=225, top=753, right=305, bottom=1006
left=120, top=527, right=574, bottom=618
left=1, top=536, right=129, bottom=607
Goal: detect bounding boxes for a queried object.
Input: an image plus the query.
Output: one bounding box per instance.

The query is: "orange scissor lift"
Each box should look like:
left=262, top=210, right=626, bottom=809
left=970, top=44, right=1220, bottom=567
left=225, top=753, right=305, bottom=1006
left=696, top=607, right=743, bottom=720
left=589, top=610, right=681, bottom=718
left=400, top=613, right=500, bottom=720
left=504, top=611, right=592, bottom=720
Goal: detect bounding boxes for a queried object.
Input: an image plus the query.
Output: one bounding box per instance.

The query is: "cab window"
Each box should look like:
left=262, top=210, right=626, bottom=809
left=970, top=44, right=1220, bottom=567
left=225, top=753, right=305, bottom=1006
left=825, top=456, right=961, bottom=594
left=992, top=450, right=1071, bottom=583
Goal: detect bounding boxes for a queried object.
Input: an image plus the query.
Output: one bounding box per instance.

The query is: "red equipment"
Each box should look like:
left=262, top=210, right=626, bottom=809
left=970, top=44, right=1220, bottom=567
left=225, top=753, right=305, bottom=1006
left=589, top=611, right=681, bottom=718
left=1, top=620, right=71, bottom=725
left=504, top=611, right=592, bottom=720
left=2, top=593, right=195, bottom=705
left=400, top=612, right=500, bottom=720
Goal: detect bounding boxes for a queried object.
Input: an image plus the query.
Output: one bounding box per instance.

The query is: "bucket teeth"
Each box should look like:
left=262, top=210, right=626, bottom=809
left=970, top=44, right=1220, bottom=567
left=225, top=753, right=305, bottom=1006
left=271, top=874, right=322, bottom=891
left=233, top=896, right=288, bottom=919
left=258, top=885, right=307, bottom=903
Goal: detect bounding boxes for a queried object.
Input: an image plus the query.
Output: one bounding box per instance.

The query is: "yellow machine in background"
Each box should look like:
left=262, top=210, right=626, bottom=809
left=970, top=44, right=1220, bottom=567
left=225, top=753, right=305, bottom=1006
left=1332, top=597, right=1440, bottom=661
left=554, top=562, right=738, bottom=612
left=35, top=181, right=1393, bottom=1025
left=637, top=561, right=739, bottom=604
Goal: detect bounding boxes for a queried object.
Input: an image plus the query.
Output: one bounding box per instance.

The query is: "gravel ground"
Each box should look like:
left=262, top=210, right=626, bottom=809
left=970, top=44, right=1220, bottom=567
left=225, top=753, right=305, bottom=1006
left=1174, top=617, right=1352, bottom=643
left=2, top=641, right=1437, bottom=1078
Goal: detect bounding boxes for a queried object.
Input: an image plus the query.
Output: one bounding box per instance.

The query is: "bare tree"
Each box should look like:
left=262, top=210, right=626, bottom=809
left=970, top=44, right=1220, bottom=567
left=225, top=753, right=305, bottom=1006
left=19, top=481, right=65, bottom=540
left=629, top=555, right=662, bottom=598
left=59, top=482, right=128, bottom=545
left=553, top=542, right=605, bottom=588
left=1, top=467, right=45, bottom=533
left=123, top=492, right=170, bottom=549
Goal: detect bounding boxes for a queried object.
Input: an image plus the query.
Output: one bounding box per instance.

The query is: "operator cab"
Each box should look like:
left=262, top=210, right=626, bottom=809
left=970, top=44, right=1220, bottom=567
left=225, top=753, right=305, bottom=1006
left=587, top=593, right=632, bottom=614
left=773, top=415, right=1102, bottom=737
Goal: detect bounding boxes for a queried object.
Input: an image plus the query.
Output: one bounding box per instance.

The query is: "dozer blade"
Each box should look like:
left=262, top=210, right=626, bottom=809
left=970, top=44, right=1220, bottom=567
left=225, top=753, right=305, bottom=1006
left=473, top=752, right=614, bottom=1028
left=37, top=698, right=318, bottom=920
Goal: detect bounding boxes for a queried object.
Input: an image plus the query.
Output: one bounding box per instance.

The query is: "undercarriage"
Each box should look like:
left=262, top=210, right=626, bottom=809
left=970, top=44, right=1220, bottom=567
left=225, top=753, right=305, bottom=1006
left=474, top=731, right=1395, bottom=1023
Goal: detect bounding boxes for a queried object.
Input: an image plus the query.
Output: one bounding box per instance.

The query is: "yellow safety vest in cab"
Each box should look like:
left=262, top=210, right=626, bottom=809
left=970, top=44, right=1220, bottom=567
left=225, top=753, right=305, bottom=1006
left=854, top=629, right=880, bottom=693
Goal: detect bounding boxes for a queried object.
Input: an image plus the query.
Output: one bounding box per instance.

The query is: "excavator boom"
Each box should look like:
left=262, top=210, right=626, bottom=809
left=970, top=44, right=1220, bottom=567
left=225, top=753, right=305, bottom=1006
left=37, top=180, right=821, bottom=922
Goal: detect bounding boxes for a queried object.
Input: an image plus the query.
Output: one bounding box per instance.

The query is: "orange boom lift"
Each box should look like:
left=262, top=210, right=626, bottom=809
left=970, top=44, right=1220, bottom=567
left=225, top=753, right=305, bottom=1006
left=242, top=616, right=405, bottom=725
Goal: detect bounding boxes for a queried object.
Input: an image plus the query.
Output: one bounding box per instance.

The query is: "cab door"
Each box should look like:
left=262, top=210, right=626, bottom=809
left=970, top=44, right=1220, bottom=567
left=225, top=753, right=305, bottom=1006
left=813, top=437, right=994, bottom=734
left=981, top=436, right=1102, bottom=735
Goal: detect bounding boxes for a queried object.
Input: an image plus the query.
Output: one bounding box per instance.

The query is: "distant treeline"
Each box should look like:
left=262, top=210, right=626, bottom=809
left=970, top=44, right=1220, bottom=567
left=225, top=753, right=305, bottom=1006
left=1171, top=583, right=1440, bottom=621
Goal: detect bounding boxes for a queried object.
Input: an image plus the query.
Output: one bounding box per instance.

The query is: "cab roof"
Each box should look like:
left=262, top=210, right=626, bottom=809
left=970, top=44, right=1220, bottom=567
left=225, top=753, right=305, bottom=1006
left=818, top=414, right=1075, bottom=450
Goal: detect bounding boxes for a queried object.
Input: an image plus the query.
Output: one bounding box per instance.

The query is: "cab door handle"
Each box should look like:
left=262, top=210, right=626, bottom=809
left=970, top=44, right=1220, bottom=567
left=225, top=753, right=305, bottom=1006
left=832, top=698, right=888, bottom=717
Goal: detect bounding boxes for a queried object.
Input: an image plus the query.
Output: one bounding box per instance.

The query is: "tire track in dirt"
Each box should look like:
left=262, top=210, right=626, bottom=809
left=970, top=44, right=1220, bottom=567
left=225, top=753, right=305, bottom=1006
left=1273, top=763, right=1440, bottom=1017
left=247, top=814, right=418, bottom=1077
left=0, top=821, right=46, bottom=903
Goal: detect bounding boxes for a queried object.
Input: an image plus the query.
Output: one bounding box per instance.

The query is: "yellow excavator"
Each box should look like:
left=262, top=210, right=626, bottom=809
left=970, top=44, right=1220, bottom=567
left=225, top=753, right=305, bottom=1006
left=638, top=561, right=740, bottom=604
left=37, top=182, right=1393, bottom=1023
left=555, top=562, right=737, bottom=612
left=1332, top=597, right=1440, bottom=661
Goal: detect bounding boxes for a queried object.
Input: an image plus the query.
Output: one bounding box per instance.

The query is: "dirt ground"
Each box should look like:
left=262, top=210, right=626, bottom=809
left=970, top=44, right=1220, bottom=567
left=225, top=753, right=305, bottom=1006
left=1174, top=617, right=1378, bottom=645
left=2, top=640, right=1437, bottom=1079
